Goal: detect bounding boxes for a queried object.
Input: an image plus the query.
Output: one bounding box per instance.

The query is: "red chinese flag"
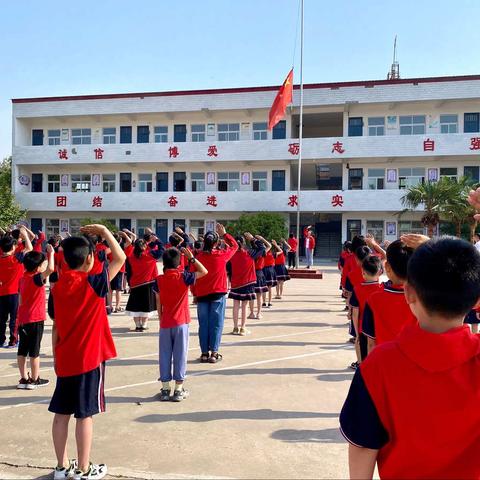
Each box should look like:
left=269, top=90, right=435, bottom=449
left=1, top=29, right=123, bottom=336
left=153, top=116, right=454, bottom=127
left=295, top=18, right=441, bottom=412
left=268, top=69, right=294, bottom=130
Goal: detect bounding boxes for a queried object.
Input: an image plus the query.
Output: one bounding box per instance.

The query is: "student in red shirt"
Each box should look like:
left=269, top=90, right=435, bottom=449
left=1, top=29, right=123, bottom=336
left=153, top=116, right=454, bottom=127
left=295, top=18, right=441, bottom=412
left=303, top=226, right=316, bottom=269
left=0, top=228, right=32, bottom=347
left=194, top=224, right=238, bottom=363
left=286, top=233, right=298, bottom=268
left=349, top=255, right=383, bottom=370
left=262, top=246, right=278, bottom=308
left=107, top=232, right=129, bottom=313
left=155, top=247, right=207, bottom=402
left=340, top=236, right=480, bottom=479
left=274, top=239, right=291, bottom=299
left=251, top=235, right=272, bottom=320
left=16, top=245, right=54, bottom=390
left=49, top=224, right=125, bottom=480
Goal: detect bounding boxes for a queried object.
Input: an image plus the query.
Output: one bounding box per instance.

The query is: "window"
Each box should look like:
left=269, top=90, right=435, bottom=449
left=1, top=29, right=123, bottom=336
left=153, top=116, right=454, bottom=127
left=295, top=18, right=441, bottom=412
left=47, top=174, right=60, bottom=192
left=253, top=122, right=268, bottom=140
left=398, top=221, right=424, bottom=236
left=154, top=126, right=168, bottom=143
left=71, top=128, right=91, bottom=145
left=368, top=117, right=385, bottom=136
left=119, top=219, right=132, bottom=231
left=347, top=220, right=362, bottom=241
left=252, top=171, right=267, bottom=191
left=174, top=125, right=187, bottom=142
left=32, top=129, right=44, bottom=146
left=190, top=220, right=205, bottom=237
left=138, top=173, right=153, bottom=192
left=174, top=172, right=186, bottom=192
left=137, top=126, right=150, bottom=143
left=120, top=173, right=132, bottom=192
left=399, top=115, right=426, bottom=135
left=348, top=168, right=363, bottom=190
left=218, top=123, right=240, bottom=142
left=102, top=174, right=116, bottom=192
left=31, top=173, right=43, bottom=192
left=156, top=172, right=168, bottom=191
left=120, top=126, right=132, bottom=144
left=103, top=127, right=116, bottom=144
left=191, top=124, right=206, bottom=142
left=366, top=221, right=384, bottom=243
left=272, top=120, right=286, bottom=140
left=71, top=174, right=91, bottom=192
left=69, top=219, right=82, bottom=235
left=399, top=168, right=425, bottom=189
left=218, top=172, right=240, bottom=191
left=464, top=166, right=480, bottom=182
left=464, top=113, right=480, bottom=133
left=191, top=172, right=205, bottom=192
left=46, top=219, right=60, bottom=237
left=439, top=115, right=458, bottom=134
left=367, top=169, right=385, bottom=190
left=272, top=170, right=286, bottom=191
left=30, top=218, right=43, bottom=234
left=439, top=167, right=457, bottom=181
left=348, top=117, right=363, bottom=137
left=137, top=219, right=152, bottom=237
left=48, top=129, right=61, bottom=145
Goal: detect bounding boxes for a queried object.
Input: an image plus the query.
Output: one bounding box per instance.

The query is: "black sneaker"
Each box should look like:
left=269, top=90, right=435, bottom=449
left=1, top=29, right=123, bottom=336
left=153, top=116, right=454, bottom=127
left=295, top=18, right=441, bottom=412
left=171, top=388, right=189, bottom=402
left=54, top=459, right=77, bottom=479
left=73, top=463, right=107, bottom=480
left=32, top=377, right=50, bottom=388
left=7, top=339, right=17, bottom=348
left=262, top=302, right=267, bottom=307
left=349, top=361, right=359, bottom=370
left=267, top=303, right=273, bottom=307
left=159, top=389, right=171, bottom=401
left=17, top=377, right=34, bottom=390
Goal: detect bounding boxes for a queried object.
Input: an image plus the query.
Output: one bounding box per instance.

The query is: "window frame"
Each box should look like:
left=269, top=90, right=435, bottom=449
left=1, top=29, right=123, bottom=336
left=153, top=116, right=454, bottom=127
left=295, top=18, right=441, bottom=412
left=398, top=168, right=426, bottom=189
left=191, top=124, right=206, bottom=142
left=154, top=126, right=168, bottom=143
left=252, top=171, right=267, bottom=191
left=367, top=117, right=385, bottom=136
left=399, top=115, right=426, bottom=135
left=253, top=122, right=268, bottom=140
left=71, top=174, right=92, bottom=193
left=217, top=171, right=240, bottom=191
left=191, top=172, right=206, bottom=192
left=138, top=173, right=153, bottom=192
left=439, top=114, right=458, bottom=134
left=47, top=174, right=60, bottom=193
left=366, top=168, right=385, bottom=190
left=102, top=127, right=116, bottom=144
left=217, top=123, right=240, bottom=142
left=71, top=128, right=92, bottom=145
left=102, top=173, right=116, bottom=192
left=48, top=129, right=61, bottom=146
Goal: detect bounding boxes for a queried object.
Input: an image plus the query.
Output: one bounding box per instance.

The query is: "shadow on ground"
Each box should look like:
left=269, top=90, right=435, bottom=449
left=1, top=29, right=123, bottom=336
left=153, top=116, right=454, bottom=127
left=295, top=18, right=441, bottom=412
left=271, top=427, right=343, bottom=443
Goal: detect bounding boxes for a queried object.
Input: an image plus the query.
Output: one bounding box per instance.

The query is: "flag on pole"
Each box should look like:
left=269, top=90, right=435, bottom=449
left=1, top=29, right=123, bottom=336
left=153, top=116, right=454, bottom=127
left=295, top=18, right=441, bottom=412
left=268, top=69, right=294, bottom=130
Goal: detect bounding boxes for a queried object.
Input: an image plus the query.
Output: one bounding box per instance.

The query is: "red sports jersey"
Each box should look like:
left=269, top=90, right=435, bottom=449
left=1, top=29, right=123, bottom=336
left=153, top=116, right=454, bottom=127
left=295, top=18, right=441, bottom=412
left=0, top=254, right=24, bottom=296
left=229, top=249, right=257, bottom=289
left=275, top=252, right=286, bottom=266
left=18, top=272, right=46, bottom=325
left=341, top=254, right=356, bottom=288
left=127, top=250, right=159, bottom=287
left=32, top=232, right=46, bottom=253
left=264, top=251, right=275, bottom=267
left=255, top=256, right=265, bottom=271
left=52, top=268, right=116, bottom=377
left=350, top=281, right=383, bottom=333
left=345, top=262, right=364, bottom=294
left=361, top=323, right=480, bottom=478
left=362, top=283, right=417, bottom=345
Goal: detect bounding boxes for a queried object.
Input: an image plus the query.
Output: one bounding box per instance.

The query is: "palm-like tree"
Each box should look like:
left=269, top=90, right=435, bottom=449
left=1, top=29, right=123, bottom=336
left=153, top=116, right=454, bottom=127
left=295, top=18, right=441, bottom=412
left=401, top=178, right=458, bottom=237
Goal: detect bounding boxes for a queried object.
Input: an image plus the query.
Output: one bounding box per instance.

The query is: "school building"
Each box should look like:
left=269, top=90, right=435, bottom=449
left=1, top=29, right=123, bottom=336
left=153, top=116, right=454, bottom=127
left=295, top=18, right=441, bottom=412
left=10, top=74, right=480, bottom=257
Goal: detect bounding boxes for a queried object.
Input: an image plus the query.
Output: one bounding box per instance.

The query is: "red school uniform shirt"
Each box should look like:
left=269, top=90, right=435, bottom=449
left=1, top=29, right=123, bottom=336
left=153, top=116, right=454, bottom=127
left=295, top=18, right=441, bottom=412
left=18, top=272, right=46, bottom=325
left=127, top=248, right=162, bottom=288
left=345, top=262, right=364, bottom=294
left=51, top=265, right=116, bottom=377
left=90, top=244, right=108, bottom=276
left=229, top=249, right=258, bottom=289
left=0, top=253, right=25, bottom=296
left=362, top=282, right=417, bottom=345
left=349, top=281, right=384, bottom=334
left=32, top=232, right=46, bottom=253
left=341, top=253, right=356, bottom=289
left=340, top=323, right=480, bottom=479
left=263, top=251, right=275, bottom=268
left=153, top=269, right=196, bottom=329
left=287, top=237, right=298, bottom=252
left=275, top=252, right=286, bottom=266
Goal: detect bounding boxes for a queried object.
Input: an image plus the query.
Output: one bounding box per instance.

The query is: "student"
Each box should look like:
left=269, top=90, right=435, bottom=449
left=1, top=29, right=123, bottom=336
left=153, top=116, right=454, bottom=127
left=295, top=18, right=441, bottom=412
left=362, top=239, right=416, bottom=354
left=340, top=236, right=480, bottom=479
left=194, top=224, right=238, bottom=363
left=108, top=232, right=128, bottom=313
left=154, top=247, right=207, bottom=402
left=274, top=239, right=291, bottom=299
left=0, top=228, right=32, bottom=347
left=16, top=245, right=54, bottom=389
left=49, top=224, right=125, bottom=480
left=349, top=255, right=383, bottom=369
left=287, top=233, right=298, bottom=268
left=228, top=234, right=264, bottom=335
left=341, top=236, right=367, bottom=304
left=338, top=241, right=353, bottom=271
left=303, top=226, right=316, bottom=269
left=262, top=246, right=278, bottom=308
left=251, top=235, right=272, bottom=320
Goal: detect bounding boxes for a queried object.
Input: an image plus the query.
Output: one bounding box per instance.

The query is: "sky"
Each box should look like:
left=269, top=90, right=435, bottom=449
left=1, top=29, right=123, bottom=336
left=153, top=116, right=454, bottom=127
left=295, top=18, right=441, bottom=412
left=1, top=0, right=479, bottom=159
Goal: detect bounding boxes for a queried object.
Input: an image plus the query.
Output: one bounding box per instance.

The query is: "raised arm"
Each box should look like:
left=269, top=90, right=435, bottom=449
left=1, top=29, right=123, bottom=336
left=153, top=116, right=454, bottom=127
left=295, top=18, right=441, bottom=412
left=255, top=235, right=271, bottom=253
left=41, top=244, right=55, bottom=281
left=365, top=234, right=386, bottom=259
left=271, top=239, right=283, bottom=255
left=216, top=224, right=238, bottom=261
left=182, top=247, right=208, bottom=280
left=281, top=238, right=291, bottom=252
left=19, top=227, right=33, bottom=254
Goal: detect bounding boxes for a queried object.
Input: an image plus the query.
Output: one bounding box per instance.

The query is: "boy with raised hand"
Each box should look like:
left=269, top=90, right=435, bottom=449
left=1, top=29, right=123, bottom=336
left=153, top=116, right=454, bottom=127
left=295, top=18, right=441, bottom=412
left=340, top=235, right=480, bottom=479
left=49, top=225, right=126, bottom=480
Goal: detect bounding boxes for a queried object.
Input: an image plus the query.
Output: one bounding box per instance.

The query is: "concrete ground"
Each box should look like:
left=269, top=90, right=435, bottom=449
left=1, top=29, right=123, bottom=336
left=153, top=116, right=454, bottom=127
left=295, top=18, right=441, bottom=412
left=0, top=265, right=356, bottom=480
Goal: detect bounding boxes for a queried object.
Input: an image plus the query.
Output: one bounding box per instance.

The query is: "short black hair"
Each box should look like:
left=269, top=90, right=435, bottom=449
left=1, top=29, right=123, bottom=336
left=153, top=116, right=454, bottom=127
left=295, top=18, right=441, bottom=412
left=163, top=247, right=181, bottom=270
left=143, top=233, right=153, bottom=242
left=0, top=236, right=16, bottom=253
left=343, top=241, right=353, bottom=252
left=169, top=234, right=181, bottom=247
left=407, top=237, right=480, bottom=317
left=362, top=255, right=382, bottom=276
left=62, top=236, right=94, bottom=270
left=11, top=229, right=21, bottom=240
left=355, top=246, right=371, bottom=262
left=289, top=233, right=294, bottom=238
left=386, top=240, right=414, bottom=280
left=351, top=235, right=366, bottom=252
left=23, top=251, right=46, bottom=272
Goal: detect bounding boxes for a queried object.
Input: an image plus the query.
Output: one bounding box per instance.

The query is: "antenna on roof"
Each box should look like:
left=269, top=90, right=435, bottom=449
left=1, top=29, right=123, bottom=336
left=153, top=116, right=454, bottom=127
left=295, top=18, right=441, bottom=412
left=387, top=35, right=400, bottom=80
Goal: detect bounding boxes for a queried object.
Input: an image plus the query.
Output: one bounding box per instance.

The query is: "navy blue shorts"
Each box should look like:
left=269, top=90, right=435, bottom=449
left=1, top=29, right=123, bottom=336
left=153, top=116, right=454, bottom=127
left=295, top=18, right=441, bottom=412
left=48, top=363, right=106, bottom=419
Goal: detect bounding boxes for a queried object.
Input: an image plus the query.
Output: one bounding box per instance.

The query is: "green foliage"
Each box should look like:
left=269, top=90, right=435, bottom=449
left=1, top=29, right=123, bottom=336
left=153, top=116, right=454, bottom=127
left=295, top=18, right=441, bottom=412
left=0, top=156, right=27, bottom=229
left=226, top=212, right=288, bottom=241
left=80, top=218, right=118, bottom=232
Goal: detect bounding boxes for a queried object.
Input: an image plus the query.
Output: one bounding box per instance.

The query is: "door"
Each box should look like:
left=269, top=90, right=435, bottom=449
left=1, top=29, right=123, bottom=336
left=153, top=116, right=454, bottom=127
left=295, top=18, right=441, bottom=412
left=272, top=170, right=286, bottom=191
left=119, top=219, right=132, bottom=231
left=347, top=220, right=362, bottom=241
left=173, top=219, right=186, bottom=232
left=156, top=172, right=169, bottom=192
left=174, top=125, right=187, bottom=142
left=315, top=221, right=342, bottom=258
left=120, top=126, right=132, bottom=144
left=32, top=129, right=44, bottom=146
left=30, top=218, right=43, bottom=234
left=155, top=219, right=168, bottom=243
left=119, top=173, right=132, bottom=192
left=31, top=173, right=43, bottom=192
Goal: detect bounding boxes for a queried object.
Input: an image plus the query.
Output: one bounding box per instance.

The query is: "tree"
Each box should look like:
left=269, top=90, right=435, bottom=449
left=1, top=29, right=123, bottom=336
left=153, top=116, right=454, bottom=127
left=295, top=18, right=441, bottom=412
left=226, top=212, right=288, bottom=241
left=401, top=178, right=457, bottom=237
left=0, top=156, right=27, bottom=229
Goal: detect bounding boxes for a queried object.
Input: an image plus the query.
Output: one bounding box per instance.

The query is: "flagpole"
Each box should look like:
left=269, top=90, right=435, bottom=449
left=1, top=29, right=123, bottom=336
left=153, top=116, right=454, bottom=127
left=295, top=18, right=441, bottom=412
left=295, top=0, right=304, bottom=269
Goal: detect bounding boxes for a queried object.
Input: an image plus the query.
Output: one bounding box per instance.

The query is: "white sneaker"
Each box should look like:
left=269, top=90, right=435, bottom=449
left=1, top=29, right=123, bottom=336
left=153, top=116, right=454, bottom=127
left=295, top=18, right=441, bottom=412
left=73, top=463, right=107, bottom=480
left=54, top=460, right=77, bottom=479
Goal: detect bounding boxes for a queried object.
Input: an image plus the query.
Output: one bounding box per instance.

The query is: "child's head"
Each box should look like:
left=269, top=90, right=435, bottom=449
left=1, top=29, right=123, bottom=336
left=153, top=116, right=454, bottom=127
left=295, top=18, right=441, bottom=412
left=47, top=236, right=59, bottom=248
left=406, top=237, right=480, bottom=320
left=354, top=246, right=371, bottom=265
left=351, top=235, right=366, bottom=253
left=361, top=255, right=382, bottom=280
left=168, top=234, right=181, bottom=247
left=162, top=247, right=181, bottom=270
left=385, top=240, right=414, bottom=284
left=343, top=241, right=353, bottom=253
left=289, top=233, right=295, bottom=239
left=143, top=232, right=153, bottom=243
left=62, top=236, right=94, bottom=271
left=23, top=251, right=47, bottom=273
left=194, top=240, right=202, bottom=250
left=133, top=239, right=147, bottom=258
left=10, top=229, right=21, bottom=240
left=236, top=236, right=246, bottom=250
left=0, top=235, right=16, bottom=254
left=203, top=231, right=219, bottom=252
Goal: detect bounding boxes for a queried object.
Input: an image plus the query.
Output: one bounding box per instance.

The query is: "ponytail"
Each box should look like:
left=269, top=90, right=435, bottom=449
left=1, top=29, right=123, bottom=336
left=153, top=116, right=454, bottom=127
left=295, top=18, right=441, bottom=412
left=133, top=239, right=146, bottom=258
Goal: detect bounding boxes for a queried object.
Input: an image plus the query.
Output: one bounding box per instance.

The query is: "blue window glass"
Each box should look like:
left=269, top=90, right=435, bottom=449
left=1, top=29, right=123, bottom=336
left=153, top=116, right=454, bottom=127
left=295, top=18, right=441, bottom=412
left=348, top=117, right=363, bottom=137
left=137, top=126, right=150, bottom=143
left=120, top=126, right=132, bottom=144
left=174, top=125, right=187, bottom=142
left=32, top=129, right=44, bottom=146
left=272, top=170, right=285, bottom=191
left=464, top=113, right=479, bottom=133
left=156, top=172, right=168, bottom=192
left=272, top=120, right=286, bottom=140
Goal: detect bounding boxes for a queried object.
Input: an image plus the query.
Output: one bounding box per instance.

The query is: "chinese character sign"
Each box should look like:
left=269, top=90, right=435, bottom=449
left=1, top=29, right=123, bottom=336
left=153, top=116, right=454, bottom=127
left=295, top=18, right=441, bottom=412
left=423, top=138, right=435, bottom=151
left=94, top=148, right=104, bottom=160
left=331, top=142, right=345, bottom=154
left=288, top=143, right=300, bottom=155
left=92, top=196, right=103, bottom=208
left=58, top=149, right=68, bottom=160
left=331, top=194, right=344, bottom=207
left=206, top=195, right=218, bottom=207
left=168, top=195, right=178, bottom=207
left=56, top=196, right=67, bottom=207
left=207, top=145, right=218, bottom=157
left=470, top=138, right=480, bottom=151
left=288, top=195, right=298, bottom=207
left=169, top=146, right=179, bottom=158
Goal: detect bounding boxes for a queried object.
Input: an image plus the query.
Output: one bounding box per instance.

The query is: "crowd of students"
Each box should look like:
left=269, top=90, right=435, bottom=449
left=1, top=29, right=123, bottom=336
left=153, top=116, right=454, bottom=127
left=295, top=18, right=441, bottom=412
left=0, top=222, right=292, bottom=479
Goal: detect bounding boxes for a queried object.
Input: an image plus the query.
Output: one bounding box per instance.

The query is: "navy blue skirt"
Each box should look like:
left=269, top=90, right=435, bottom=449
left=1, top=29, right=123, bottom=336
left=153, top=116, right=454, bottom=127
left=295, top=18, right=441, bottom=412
left=274, top=264, right=290, bottom=281
left=255, top=269, right=268, bottom=293
left=263, top=265, right=277, bottom=287
left=229, top=283, right=256, bottom=301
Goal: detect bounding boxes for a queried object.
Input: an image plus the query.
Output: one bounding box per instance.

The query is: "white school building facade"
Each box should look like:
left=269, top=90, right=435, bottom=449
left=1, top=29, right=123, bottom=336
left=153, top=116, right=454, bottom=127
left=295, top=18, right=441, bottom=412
left=11, top=74, right=480, bottom=257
